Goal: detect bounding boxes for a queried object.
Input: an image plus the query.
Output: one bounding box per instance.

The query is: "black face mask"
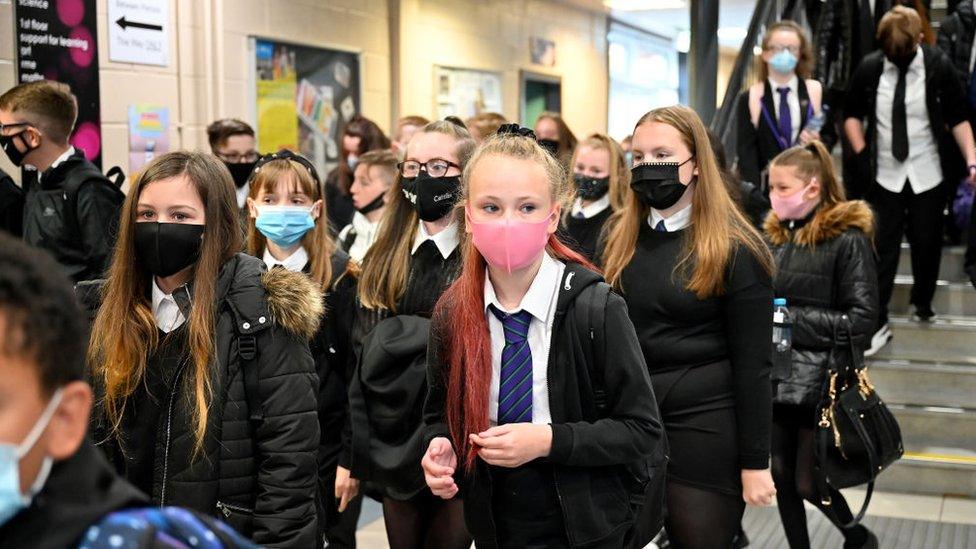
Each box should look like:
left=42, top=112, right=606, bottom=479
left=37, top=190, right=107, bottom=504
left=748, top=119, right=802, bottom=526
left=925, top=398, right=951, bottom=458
left=223, top=160, right=257, bottom=189
left=631, top=157, right=694, bottom=210
left=0, top=131, right=36, bottom=167
left=538, top=139, right=559, bottom=158
left=573, top=173, right=610, bottom=201
left=401, top=172, right=461, bottom=222
left=134, top=222, right=205, bottom=278
left=356, top=193, right=385, bottom=215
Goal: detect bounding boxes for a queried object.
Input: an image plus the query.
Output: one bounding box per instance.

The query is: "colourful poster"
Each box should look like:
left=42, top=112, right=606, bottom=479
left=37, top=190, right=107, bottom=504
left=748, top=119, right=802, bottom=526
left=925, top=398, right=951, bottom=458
left=127, top=104, right=170, bottom=173
left=254, top=39, right=360, bottom=178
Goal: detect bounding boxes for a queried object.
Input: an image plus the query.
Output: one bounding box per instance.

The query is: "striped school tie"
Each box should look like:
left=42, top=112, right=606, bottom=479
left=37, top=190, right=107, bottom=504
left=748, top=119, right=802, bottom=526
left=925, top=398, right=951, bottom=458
left=489, top=305, right=534, bottom=424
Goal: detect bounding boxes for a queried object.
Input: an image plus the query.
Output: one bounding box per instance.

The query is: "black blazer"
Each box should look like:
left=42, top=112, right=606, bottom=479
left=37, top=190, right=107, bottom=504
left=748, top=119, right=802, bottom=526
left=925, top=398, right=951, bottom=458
left=844, top=45, right=969, bottom=188
left=736, top=79, right=814, bottom=186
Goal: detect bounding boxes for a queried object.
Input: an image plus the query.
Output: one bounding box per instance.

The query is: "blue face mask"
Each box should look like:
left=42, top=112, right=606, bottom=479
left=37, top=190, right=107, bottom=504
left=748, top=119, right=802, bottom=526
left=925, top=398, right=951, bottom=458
left=0, top=389, right=63, bottom=527
left=768, top=49, right=799, bottom=74
left=255, top=206, right=316, bottom=248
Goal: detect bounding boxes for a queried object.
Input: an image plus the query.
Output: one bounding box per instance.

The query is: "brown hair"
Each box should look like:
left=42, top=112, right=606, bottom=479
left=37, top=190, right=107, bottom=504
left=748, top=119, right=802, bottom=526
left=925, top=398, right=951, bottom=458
left=333, top=115, right=392, bottom=195
left=878, top=5, right=923, bottom=60
left=601, top=105, right=774, bottom=297
left=0, top=80, right=78, bottom=144
left=465, top=112, right=508, bottom=141
left=88, top=152, right=243, bottom=455
left=759, top=20, right=814, bottom=81
left=535, top=111, right=578, bottom=166
left=245, top=158, right=338, bottom=290
left=568, top=133, right=631, bottom=212
left=357, top=149, right=399, bottom=188
left=206, top=118, right=255, bottom=152
left=358, top=121, right=476, bottom=311
left=397, top=115, right=430, bottom=137
left=769, top=140, right=847, bottom=209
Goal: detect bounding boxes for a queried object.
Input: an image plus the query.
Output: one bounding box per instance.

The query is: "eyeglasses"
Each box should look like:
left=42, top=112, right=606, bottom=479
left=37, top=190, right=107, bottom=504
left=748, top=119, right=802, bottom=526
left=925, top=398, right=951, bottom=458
left=766, top=45, right=800, bottom=55
left=0, top=122, right=32, bottom=136
left=398, top=158, right=461, bottom=178
left=217, top=150, right=260, bottom=163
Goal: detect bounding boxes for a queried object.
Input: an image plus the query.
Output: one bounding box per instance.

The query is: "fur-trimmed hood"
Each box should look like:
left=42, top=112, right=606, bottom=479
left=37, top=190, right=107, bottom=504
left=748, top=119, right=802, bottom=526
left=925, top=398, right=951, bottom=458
left=764, top=200, right=875, bottom=248
left=262, top=267, right=324, bottom=340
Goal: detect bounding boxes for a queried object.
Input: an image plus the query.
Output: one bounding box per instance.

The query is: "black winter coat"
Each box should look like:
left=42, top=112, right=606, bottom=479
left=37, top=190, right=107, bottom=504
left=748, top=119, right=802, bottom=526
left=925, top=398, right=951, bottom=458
left=23, top=149, right=124, bottom=281
left=764, top=201, right=879, bottom=407
left=0, top=440, right=146, bottom=549
left=815, top=0, right=891, bottom=93
left=937, top=0, right=976, bottom=118
left=423, top=264, right=664, bottom=548
left=82, top=253, right=323, bottom=548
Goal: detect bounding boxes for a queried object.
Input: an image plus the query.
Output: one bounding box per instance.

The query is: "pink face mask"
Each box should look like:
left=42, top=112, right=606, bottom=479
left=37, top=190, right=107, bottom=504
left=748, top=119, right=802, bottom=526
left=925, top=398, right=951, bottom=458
left=466, top=206, right=554, bottom=274
left=770, top=182, right=819, bottom=220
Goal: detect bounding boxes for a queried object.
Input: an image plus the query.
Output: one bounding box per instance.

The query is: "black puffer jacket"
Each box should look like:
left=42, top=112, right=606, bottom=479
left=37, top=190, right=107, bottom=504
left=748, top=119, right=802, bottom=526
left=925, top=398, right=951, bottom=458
left=764, top=201, right=879, bottom=407
left=83, top=253, right=323, bottom=547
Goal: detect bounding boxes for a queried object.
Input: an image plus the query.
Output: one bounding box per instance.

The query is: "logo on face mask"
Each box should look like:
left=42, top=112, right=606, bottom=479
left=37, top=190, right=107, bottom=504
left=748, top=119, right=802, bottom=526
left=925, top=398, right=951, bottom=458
left=400, top=172, right=461, bottom=222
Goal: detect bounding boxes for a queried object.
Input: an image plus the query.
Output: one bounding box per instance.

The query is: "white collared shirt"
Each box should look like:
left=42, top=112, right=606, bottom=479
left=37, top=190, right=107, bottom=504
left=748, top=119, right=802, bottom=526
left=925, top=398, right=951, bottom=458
left=152, top=278, right=186, bottom=333
left=484, top=252, right=564, bottom=426
left=571, top=194, right=611, bottom=219
left=235, top=182, right=250, bottom=210
left=649, top=203, right=693, bottom=232
left=38, top=146, right=75, bottom=181
left=875, top=48, right=942, bottom=194
left=768, top=75, right=802, bottom=143
left=411, top=220, right=459, bottom=259
left=262, top=246, right=309, bottom=272
left=338, top=212, right=381, bottom=262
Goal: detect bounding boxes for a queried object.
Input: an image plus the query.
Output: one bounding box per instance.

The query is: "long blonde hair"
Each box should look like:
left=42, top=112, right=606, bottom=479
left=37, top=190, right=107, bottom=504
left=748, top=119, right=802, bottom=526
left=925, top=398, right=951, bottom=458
left=357, top=121, right=476, bottom=311
left=88, top=152, right=242, bottom=455
left=245, top=158, right=337, bottom=290
left=601, top=105, right=774, bottom=297
left=567, top=133, right=631, bottom=212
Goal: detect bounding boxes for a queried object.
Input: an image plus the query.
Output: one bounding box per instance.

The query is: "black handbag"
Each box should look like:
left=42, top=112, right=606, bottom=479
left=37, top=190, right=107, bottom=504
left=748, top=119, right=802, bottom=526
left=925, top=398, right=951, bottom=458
left=813, top=315, right=904, bottom=528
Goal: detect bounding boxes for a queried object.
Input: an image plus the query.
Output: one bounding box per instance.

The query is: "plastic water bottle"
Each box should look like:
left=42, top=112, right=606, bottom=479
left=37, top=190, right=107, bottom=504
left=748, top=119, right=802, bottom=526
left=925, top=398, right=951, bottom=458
left=772, top=298, right=793, bottom=380
left=803, top=104, right=829, bottom=134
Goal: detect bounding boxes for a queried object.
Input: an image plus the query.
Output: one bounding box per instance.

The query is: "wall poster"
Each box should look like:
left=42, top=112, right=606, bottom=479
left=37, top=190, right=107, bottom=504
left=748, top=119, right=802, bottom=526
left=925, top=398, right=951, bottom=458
left=15, top=0, right=102, bottom=167
left=253, top=38, right=361, bottom=178
left=434, top=66, right=503, bottom=120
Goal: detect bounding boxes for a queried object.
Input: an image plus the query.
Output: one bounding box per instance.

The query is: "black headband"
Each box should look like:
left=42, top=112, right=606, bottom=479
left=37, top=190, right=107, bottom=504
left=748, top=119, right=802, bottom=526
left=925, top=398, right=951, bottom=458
left=252, top=149, right=320, bottom=185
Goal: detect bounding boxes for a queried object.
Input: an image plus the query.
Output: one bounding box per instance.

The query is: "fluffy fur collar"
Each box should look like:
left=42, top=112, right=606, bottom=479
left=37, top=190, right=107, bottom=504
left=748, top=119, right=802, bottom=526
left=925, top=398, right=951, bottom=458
left=262, top=267, right=324, bottom=340
left=764, top=200, right=875, bottom=248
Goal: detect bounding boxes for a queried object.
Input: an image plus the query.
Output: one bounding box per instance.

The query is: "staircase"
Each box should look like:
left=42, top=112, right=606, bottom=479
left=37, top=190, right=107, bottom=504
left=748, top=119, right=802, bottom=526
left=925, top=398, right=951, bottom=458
left=869, top=243, right=976, bottom=497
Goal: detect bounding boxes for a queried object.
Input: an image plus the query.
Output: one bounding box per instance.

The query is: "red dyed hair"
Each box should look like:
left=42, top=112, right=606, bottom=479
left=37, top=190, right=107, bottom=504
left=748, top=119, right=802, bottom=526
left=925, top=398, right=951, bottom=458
left=431, top=131, right=601, bottom=471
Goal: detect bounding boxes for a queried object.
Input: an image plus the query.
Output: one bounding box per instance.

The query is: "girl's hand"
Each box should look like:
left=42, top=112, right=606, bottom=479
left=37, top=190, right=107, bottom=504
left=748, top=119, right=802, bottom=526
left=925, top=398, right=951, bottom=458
left=469, top=424, right=553, bottom=468
left=742, top=468, right=777, bottom=506
left=422, top=437, right=459, bottom=499
left=334, top=466, right=359, bottom=512
left=798, top=129, right=820, bottom=144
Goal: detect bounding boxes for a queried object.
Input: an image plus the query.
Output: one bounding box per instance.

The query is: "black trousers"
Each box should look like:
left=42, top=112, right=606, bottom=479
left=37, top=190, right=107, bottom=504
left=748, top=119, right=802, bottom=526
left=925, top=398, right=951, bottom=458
left=867, top=181, right=945, bottom=325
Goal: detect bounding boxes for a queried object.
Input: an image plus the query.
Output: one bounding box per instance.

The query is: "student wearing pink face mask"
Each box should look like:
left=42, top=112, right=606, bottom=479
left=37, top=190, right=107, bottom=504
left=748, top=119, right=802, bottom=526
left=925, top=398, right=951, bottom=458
left=764, top=141, right=880, bottom=549
left=421, top=130, right=663, bottom=549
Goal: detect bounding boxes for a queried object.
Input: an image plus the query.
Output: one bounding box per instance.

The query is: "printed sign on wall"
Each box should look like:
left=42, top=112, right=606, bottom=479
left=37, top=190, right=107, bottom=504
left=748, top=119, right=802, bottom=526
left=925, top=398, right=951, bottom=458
left=14, top=0, right=102, bottom=167
left=108, top=0, right=170, bottom=66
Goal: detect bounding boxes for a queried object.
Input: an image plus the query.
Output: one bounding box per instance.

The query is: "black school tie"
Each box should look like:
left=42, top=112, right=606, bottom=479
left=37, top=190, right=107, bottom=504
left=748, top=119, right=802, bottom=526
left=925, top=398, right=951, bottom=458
left=892, top=63, right=909, bottom=162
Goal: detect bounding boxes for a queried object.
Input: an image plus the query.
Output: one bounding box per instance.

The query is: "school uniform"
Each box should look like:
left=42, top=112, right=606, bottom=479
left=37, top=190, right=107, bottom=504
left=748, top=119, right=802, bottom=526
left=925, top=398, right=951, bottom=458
left=563, top=196, right=613, bottom=262
left=424, top=260, right=663, bottom=549
left=620, top=208, right=773, bottom=495
left=736, top=76, right=817, bottom=185
left=845, top=45, right=968, bottom=323
left=337, top=212, right=382, bottom=262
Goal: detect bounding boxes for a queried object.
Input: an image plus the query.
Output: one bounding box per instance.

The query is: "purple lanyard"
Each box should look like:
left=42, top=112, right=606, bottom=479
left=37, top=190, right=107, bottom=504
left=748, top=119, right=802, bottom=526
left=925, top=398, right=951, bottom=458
left=761, top=100, right=814, bottom=151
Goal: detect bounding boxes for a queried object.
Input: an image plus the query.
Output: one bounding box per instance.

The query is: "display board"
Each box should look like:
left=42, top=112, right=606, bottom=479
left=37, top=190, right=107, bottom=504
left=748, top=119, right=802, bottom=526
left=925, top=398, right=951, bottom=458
left=434, top=66, right=503, bottom=120
left=14, top=0, right=102, bottom=167
left=254, top=38, right=361, bottom=178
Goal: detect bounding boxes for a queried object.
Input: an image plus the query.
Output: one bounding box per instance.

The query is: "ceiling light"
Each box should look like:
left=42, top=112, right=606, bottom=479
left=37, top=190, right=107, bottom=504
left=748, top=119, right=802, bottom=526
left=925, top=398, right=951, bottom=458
left=603, top=0, right=687, bottom=10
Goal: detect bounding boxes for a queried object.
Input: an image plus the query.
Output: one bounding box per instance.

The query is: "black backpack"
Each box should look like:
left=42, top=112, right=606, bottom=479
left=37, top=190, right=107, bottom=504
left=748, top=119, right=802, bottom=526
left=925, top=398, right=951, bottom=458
left=573, top=282, right=668, bottom=549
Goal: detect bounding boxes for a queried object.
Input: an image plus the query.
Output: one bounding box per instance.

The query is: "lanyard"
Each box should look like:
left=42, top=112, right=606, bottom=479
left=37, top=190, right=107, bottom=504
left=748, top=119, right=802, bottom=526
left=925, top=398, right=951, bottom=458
left=761, top=99, right=814, bottom=151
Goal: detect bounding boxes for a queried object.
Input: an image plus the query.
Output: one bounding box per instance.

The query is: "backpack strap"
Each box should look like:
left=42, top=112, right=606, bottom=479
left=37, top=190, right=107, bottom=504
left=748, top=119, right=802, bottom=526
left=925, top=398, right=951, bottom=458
left=575, top=281, right=611, bottom=416
left=238, top=333, right=263, bottom=423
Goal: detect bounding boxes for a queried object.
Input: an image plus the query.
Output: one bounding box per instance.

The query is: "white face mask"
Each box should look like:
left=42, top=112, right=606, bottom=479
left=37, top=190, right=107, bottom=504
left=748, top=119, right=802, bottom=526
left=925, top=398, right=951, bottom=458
left=0, top=389, right=63, bottom=526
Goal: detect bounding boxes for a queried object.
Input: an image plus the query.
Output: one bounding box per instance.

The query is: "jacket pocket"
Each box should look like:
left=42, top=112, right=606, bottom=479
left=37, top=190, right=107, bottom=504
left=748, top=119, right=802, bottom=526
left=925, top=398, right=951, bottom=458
left=215, top=500, right=253, bottom=538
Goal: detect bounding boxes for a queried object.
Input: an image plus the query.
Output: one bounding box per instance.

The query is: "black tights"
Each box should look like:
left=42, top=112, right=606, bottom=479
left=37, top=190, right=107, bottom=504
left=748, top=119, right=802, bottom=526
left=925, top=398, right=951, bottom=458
left=771, top=405, right=866, bottom=549
left=665, top=481, right=745, bottom=549
left=382, top=493, right=471, bottom=549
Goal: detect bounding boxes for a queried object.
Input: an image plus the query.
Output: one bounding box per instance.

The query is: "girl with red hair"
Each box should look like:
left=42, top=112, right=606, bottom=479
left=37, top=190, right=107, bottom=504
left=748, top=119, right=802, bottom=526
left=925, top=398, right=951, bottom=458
left=421, top=131, right=663, bottom=548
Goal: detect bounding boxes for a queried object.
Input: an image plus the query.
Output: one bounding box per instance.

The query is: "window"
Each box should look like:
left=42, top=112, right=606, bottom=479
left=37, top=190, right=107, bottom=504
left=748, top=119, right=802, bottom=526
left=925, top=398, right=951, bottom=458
left=607, top=21, right=679, bottom=141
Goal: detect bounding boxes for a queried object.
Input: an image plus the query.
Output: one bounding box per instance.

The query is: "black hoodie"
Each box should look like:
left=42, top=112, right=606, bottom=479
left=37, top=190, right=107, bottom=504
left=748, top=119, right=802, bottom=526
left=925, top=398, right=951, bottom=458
left=423, top=263, right=663, bottom=548
left=0, top=440, right=146, bottom=549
